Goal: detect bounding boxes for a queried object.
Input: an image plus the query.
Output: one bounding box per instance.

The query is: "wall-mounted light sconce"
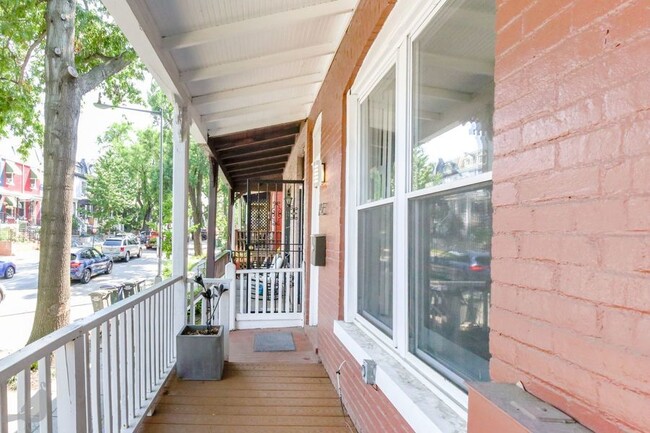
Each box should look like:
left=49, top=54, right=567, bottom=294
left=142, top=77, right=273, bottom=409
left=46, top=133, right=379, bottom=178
left=313, top=159, right=326, bottom=188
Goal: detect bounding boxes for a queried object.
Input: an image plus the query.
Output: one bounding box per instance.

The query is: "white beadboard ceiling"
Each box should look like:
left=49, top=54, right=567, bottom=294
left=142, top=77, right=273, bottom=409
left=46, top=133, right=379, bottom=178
left=101, top=0, right=357, bottom=141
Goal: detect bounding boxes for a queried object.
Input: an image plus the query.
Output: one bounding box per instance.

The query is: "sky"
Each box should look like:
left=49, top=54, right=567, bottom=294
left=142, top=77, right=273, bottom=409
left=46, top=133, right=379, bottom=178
left=2, top=77, right=154, bottom=167
left=77, top=88, right=154, bottom=162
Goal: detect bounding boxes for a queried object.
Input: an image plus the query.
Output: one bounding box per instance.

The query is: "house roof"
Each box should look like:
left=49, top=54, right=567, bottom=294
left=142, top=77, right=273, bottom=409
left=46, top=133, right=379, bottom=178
left=102, top=0, right=357, bottom=186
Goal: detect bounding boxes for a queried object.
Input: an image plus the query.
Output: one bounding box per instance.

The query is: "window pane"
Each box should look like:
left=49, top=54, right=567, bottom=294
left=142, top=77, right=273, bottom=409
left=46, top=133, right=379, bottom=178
left=411, top=1, right=495, bottom=191
left=408, top=185, right=492, bottom=383
left=360, top=67, right=396, bottom=203
left=358, top=203, right=393, bottom=336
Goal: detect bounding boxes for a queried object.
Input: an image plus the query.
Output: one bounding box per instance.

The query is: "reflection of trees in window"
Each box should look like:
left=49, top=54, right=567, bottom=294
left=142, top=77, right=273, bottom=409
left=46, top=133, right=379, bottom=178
left=412, top=145, right=441, bottom=189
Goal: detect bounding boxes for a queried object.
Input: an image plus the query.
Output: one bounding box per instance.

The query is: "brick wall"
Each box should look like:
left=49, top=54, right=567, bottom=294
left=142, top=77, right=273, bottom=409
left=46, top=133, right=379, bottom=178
left=491, top=1, right=650, bottom=432
left=304, top=0, right=414, bottom=431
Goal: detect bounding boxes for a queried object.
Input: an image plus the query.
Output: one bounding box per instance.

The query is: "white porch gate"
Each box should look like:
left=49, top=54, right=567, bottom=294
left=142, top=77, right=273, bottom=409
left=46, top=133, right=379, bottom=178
left=234, top=266, right=305, bottom=329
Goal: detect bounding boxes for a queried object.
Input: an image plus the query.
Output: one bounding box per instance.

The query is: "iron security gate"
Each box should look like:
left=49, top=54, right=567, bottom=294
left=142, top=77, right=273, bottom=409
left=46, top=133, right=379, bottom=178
left=244, top=179, right=304, bottom=270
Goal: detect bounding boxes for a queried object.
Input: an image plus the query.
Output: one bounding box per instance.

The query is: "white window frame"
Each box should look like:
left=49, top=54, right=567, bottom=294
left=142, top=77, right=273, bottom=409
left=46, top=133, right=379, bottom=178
left=343, top=0, right=494, bottom=422
left=5, top=171, right=14, bottom=185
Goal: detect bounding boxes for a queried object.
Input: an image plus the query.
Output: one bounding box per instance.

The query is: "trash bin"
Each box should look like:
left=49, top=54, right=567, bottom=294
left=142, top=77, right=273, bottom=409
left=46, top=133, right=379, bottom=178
left=121, top=283, right=136, bottom=298
left=89, top=289, right=113, bottom=312
left=99, top=284, right=121, bottom=304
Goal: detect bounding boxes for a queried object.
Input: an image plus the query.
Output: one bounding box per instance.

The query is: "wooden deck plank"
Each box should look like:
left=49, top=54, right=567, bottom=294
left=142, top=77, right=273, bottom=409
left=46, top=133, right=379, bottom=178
left=166, top=388, right=338, bottom=399
left=158, top=396, right=341, bottom=407
left=169, top=380, right=335, bottom=391
left=137, top=360, right=356, bottom=433
left=153, top=403, right=345, bottom=417
left=225, top=363, right=327, bottom=372
left=142, top=426, right=354, bottom=433
left=167, top=375, right=332, bottom=385
left=144, top=414, right=348, bottom=427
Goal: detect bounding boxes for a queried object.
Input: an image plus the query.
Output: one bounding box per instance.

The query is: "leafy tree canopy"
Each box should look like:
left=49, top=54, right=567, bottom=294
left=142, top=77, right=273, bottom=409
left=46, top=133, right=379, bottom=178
left=0, top=0, right=144, bottom=158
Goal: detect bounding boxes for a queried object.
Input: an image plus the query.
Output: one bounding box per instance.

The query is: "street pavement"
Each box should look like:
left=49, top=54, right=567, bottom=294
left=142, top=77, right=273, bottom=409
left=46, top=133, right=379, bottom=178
left=0, top=244, right=160, bottom=358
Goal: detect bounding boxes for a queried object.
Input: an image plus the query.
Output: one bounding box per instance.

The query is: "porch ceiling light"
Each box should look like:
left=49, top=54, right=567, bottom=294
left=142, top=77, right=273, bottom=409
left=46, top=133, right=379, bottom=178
left=94, top=94, right=165, bottom=283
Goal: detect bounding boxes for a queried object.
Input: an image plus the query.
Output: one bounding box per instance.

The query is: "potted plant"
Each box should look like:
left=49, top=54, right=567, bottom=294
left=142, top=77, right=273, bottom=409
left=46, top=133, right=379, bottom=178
left=176, top=275, right=226, bottom=380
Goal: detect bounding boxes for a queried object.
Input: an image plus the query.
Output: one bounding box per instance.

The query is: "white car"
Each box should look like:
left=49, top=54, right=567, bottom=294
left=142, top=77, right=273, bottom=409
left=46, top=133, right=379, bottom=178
left=102, top=236, right=142, bottom=262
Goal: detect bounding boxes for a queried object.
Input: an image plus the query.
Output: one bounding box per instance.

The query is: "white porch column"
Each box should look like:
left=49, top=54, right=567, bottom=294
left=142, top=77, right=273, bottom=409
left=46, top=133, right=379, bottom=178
left=172, top=99, right=190, bottom=335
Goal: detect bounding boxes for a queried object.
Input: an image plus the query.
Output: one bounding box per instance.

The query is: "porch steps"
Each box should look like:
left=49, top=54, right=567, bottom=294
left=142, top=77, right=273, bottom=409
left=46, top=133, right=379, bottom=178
left=139, top=362, right=357, bottom=433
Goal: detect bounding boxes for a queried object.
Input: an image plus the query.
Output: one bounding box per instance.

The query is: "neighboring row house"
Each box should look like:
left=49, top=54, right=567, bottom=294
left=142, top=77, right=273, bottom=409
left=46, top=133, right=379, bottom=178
left=0, top=158, right=42, bottom=225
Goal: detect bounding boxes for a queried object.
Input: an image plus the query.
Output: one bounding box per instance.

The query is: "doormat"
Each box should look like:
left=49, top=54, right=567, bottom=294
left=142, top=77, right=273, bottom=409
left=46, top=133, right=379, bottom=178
left=253, top=332, right=296, bottom=352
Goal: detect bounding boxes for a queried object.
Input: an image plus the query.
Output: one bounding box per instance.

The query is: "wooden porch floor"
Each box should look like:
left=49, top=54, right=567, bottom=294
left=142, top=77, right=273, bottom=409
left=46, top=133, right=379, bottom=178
left=138, top=328, right=356, bottom=433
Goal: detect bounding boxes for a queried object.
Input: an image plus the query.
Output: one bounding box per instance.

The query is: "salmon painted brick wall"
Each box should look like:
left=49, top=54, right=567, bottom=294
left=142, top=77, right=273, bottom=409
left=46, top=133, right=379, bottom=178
left=492, top=1, right=650, bottom=432
left=305, top=1, right=414, bottom=432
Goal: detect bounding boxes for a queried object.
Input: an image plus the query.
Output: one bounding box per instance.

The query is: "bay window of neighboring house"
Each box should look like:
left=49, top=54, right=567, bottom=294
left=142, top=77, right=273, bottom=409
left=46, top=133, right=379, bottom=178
left=345, top=0, right=495, bottom=402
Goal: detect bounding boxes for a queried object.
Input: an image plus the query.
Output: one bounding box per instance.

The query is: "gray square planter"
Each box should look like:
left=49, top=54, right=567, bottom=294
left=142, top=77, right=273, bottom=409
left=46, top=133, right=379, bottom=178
left=176, top=325, right=224, bottom=380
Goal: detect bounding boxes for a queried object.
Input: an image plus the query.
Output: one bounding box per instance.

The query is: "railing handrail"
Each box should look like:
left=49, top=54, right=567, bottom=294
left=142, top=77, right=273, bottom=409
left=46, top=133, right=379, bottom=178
left=0, top=275, right=182, bottom=379
left=236, top=267, right=302, bottom=275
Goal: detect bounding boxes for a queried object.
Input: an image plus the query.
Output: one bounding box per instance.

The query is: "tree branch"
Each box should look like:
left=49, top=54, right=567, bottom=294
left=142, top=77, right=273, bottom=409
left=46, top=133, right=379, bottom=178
left=19, top=31, right=45, bottom=85
left=78, top=52, right=132, bottom=95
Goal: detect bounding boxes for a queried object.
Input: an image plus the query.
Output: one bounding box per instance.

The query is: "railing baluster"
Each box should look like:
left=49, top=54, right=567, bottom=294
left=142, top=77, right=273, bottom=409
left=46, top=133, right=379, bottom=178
left=84, top=333, right=92, bottom=432
left=278, top=272, right=285, bottom=313
left=293, top=270, right=299, bottom=313
left=284, top=271, right=289, bottom=313
left=147, top=296, right=153, bottom=395
left=55, top=338, right=88, bottom=433
left=0, top=379, right=8, bottom=433
left=38, top=355, right=53, bottom=433
left=241, top=274, right=246, bottom=315
left=89, top=329, right=100, bottom=433
left=134, top=303, right=143, bottom=411
left=111, top=316, right=121, bottom=433
left=17, top=368, right=30, bottom=433
left=125, top=310, right=134, bottom=427
left=101, top=321, right=113, bottom=433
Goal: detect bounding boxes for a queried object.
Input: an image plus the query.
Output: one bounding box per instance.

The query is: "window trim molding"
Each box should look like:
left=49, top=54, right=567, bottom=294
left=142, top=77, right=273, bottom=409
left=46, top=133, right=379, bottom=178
left=344, top=0, right=493, bottom=416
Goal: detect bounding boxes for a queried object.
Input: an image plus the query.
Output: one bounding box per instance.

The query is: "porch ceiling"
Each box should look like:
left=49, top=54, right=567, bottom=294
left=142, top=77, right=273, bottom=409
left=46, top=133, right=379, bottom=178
left=208, top=120, right=302, bottom=189
left=102, top=0, right=357, bottom=184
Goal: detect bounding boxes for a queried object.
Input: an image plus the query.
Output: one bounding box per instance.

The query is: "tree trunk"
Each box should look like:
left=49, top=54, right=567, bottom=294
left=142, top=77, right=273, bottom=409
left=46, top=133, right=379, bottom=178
left=28, top=0, right=131, bottom=343
left=189, top=174, right=203, bottom=256
left=28, top=0, right=80, bottom=343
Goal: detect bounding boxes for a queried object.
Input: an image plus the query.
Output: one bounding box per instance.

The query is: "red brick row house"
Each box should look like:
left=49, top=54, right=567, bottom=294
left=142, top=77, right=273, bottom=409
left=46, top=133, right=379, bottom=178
left=0, top=158, right=42, bottom=225
left=59, top=0, right=650, bottom=431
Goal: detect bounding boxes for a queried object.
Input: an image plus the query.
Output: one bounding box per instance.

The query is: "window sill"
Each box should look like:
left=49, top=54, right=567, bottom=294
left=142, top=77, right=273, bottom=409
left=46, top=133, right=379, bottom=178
left=333, top=321, right=467, bottom=433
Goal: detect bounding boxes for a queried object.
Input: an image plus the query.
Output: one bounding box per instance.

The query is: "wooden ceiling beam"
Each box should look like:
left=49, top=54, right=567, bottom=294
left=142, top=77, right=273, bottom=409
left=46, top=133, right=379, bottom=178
left=209, top=121, right=301, bottom=145
left=222, top=154, right=288, bottom=169
left=228, top=162, right=286, bottom=175
left=219, top=143, right=294, bottom=162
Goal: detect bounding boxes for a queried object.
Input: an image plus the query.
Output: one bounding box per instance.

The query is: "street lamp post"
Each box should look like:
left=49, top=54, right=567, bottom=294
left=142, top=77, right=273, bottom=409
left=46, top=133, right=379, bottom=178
left=94, top=98, right=164, bottom=282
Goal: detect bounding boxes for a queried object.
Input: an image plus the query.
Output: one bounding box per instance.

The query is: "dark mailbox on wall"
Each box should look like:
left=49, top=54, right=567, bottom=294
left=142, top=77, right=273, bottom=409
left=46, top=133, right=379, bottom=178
left=311, top=234, right=326, bottom=266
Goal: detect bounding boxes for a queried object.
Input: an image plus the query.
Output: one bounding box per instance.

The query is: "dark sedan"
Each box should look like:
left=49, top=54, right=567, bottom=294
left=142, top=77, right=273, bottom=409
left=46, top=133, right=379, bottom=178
left=70, top=247, right=113, bottom=284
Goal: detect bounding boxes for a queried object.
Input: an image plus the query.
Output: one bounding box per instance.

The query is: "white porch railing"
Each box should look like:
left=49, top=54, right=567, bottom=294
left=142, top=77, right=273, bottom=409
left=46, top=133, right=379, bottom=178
left=0, top=276, right=181, bottom=433
left=235, top=266, right=305, bottom=329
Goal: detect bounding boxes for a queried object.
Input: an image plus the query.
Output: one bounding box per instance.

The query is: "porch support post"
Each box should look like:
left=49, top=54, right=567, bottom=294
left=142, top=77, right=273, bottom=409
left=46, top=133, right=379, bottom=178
left=206, top=159, right=218, bottom=278
left=227, top=189, right=235, bottom=251
left=171, top=99, right=190, bottom=335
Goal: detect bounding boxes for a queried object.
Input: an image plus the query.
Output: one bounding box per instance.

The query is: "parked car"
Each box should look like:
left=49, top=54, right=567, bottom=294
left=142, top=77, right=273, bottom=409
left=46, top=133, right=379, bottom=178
left=430, top=250, right=491, bottom=282
left=102, top=236, right=142, bottom=262
left=70, top=247, right=113, bottom=284
left=0, top=260, right=16, bottom=279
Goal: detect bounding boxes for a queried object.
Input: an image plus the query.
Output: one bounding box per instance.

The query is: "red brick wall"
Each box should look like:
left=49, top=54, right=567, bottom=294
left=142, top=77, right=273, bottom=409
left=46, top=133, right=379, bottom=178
left=491, top=1, right=650, bottom=432
left=305, top=1, right=414, bottom=431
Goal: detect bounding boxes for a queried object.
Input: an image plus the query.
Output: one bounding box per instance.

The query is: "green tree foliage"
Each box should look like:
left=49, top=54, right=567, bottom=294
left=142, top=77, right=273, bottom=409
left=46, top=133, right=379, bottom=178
left=88, top=121, right=162, bottom=232
left=0, top=1, right=143, bottom=156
